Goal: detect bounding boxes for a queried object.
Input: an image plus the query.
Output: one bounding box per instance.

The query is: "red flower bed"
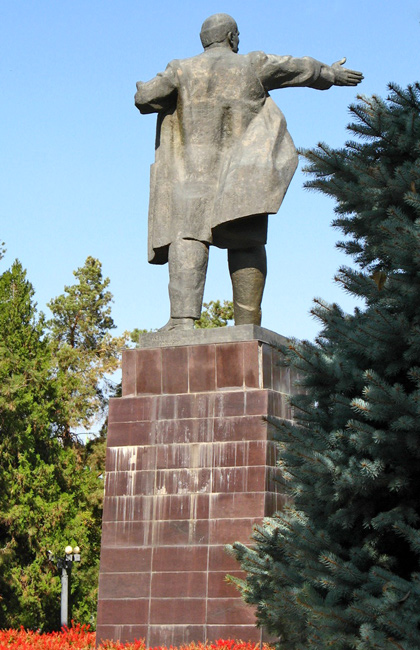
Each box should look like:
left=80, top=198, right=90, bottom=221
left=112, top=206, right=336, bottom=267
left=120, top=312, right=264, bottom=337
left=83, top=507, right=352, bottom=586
left=0, top=624, right=271, bottom=650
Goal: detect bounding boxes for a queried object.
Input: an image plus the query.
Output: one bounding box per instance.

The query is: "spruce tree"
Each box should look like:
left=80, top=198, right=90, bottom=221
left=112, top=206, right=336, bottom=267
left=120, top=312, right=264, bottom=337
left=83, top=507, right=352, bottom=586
left=230, top=83, right=420, bottom=649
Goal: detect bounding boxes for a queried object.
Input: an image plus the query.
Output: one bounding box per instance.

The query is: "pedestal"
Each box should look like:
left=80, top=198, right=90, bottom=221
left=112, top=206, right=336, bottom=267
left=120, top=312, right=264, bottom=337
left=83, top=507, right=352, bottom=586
left=96, top=326, right=295, bottom=646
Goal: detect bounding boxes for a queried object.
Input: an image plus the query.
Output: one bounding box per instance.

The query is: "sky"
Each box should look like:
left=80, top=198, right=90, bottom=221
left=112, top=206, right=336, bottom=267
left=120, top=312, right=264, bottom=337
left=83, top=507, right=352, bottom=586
left=1, top=0, right=419, bottom=343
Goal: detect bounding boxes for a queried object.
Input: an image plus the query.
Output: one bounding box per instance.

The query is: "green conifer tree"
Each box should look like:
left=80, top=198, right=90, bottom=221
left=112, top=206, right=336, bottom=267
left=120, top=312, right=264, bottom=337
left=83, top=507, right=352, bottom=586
left=230, top=83, right=420, bottom=650
left=194, top=299, right=234, bottom=328
left=0, top=259, right=118, bottom=630
left=47, top=256, right=127, bottom=440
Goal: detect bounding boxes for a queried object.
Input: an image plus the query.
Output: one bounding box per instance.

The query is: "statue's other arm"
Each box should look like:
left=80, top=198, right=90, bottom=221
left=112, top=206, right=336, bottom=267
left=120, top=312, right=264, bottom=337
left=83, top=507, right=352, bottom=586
left=251, top=52, right=363, bottom=92
left=135, top=62, right=178, bottom=114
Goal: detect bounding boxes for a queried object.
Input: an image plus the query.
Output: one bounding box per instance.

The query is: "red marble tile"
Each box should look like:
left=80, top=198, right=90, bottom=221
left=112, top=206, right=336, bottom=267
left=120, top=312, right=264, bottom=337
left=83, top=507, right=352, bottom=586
left=208, top=545, right=241, bottom=572
left=104, top=472, right=125, bottom=497
left=98, top=572, right=151, bottom=599
left=151, top=571, right=206, bottom=598
left=156, top=443, right=189, bottom=470
left=155, top=468, right=211, bottom=495
left=269, top=391, right=293, bottom=420
left=103, top=495, right=154, bottom=522
left=156, top=442, right=212, bottom=470
left=216, top=343, right=244, bottom=389
left=189, top=493, right=210, bottom=519
left=266, top=440, right=279, bottom=466
left=210, top=492, right=265, bottom=519
left=152, top=545, right=208, bottom=572
left=245, top=390, right=268, bottom=415
left=105, top=470, right=157, bottom=497
left=155, top=418, right=211, bottom=445
left=150, top=598, right=206, bottom=624
left=206, top=625, right=261, bottom=643
left=261, top=344, right=272, bottom=388
left=107, top=421, right=156, bottom=447
left=211, top=466, right=266, bottom=493
left=276, top=491, right=290, bottom=512
left=213, top=415, right=267, bottom=442
left=214, top=392, right=245, bottom=417
left=139, top=446, right=158, bottom=470
left=101, top=521, right=152, bottom=547
left=99, top=547, right=152, bottom=573
left=156, top=395, right=177, bottom=420
left=195, top=393, right=216, bottom=418
left=136, top=348, right=162, bottom=395
left=212, top=441, right=268, bottom=468
left=272, top=348, right=289, bottom=393
left=207, top=598, right=256, bottom=625
left=175, top=394, right=196, bottom=419
left=209, top=517, right=259, bottom=545
left=108, top=397, right=153, bottom=424
left=122, top=350, right=136, bottom=396
left=207, top=571, right=245, bottom=598
left=147, top=625, right=206, bottom=647
left=102, top=496, right=118, bottom=521
left=188, top=441, right=214, bottom=468
left=243, top=340, right=260, bottom=388
left=96, top=625, right=149, bottom=646
left=154, top=494, right=210, bottom=521
left=188, top=345, right=216, bottom=392
left=162, top=347, right=188, bottom=394
left=264, top=491, right=288, bottom=516
left=266, top=465, right=283, bottom=493
left=97, top=598, right=149, bottom=625
left=152, top=519, right=209, bottom=546
left=153, top=494, right=190, bottom=520
left=105, top=446, right=157, bottom=473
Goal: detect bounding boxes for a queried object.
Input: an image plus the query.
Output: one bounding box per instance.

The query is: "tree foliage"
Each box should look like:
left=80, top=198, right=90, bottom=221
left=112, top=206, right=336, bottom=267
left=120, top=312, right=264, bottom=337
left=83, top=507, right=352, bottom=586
left=230, top=83, right=420, bottom=649
left=130, top=299, right=234, bottom=342
left=0, top=256, right=124, bottom=630
left=194, top=300, right=234, bottom=328
left=47, top=256, right=127, bottom=439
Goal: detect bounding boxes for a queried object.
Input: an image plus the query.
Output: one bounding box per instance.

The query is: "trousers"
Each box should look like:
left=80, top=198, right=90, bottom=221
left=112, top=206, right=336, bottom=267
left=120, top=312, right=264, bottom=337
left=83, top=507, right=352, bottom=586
left=168, top=238, right=266, bottom=325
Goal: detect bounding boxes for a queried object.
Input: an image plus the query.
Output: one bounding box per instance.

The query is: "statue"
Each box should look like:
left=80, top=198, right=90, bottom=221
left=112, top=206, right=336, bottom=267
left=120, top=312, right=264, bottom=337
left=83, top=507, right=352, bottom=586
left=135, top=13, right=363, bottom=331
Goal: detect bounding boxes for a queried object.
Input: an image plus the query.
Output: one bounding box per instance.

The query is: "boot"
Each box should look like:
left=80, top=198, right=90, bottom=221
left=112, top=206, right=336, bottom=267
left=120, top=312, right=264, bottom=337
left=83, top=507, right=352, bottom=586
left=159, top=317, right=195, bottom=332
left=228, top=246, right=266, bottom=326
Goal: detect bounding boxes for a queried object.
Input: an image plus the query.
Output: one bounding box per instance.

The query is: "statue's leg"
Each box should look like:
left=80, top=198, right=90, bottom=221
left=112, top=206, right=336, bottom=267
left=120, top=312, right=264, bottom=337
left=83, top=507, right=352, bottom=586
left=160, top=238, right=209, bottom=331
left=228, top=245, right=267, bottom=326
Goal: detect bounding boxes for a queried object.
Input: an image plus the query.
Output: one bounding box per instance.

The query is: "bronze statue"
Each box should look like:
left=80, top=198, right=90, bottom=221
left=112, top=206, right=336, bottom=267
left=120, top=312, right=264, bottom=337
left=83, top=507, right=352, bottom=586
left=135, top=13, right=363, bottom=330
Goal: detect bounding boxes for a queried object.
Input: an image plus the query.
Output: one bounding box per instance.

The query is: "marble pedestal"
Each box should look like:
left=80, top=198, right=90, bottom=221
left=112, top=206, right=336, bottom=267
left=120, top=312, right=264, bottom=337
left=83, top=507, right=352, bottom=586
left=96, top=326, right=295, bottom=646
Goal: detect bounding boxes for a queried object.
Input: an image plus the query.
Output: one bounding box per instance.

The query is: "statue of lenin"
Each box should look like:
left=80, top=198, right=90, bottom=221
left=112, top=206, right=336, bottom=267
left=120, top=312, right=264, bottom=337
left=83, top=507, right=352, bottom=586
left=135, top=14, right=363, bottom=330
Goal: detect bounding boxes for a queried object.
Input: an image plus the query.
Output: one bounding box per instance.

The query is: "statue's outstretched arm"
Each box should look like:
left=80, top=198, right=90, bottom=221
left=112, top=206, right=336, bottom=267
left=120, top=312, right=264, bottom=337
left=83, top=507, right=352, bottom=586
left=331, top=57, right=363, bottom=86
left=135, top=64, right=177, bottom=114
left=252, top=52, right=363, bottom=92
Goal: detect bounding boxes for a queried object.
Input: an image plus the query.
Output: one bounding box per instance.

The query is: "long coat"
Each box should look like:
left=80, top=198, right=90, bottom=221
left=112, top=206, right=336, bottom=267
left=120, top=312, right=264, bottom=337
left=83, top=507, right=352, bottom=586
left=135, top=49, right=335, bottom=264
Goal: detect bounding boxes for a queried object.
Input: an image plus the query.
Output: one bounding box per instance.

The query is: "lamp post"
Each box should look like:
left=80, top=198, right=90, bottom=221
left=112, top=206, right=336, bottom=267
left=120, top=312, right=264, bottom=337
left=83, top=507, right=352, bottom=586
left=48, top=545, right=81, bottom=627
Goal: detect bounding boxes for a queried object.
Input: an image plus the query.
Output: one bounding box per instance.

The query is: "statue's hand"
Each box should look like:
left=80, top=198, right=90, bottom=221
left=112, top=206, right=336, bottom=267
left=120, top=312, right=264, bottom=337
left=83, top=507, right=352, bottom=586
left=135, top=81, right=144, bottom=106
left=332, top=57, right=363, bottom=86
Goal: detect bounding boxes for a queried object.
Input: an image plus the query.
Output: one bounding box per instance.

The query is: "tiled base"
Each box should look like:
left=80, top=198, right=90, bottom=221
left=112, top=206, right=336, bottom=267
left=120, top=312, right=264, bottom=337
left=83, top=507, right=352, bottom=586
left=96, top=333, right=295, bottom=646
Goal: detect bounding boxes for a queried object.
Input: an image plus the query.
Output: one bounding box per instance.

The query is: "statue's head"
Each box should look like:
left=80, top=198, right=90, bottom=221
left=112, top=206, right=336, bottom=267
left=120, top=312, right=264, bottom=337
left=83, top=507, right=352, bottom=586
left=200, top=13, right=239, bottom=52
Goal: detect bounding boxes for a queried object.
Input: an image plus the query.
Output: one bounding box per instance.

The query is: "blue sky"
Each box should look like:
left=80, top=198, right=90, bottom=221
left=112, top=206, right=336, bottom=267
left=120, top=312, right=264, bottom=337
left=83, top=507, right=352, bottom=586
left=1, top=0, right=419, bottom=341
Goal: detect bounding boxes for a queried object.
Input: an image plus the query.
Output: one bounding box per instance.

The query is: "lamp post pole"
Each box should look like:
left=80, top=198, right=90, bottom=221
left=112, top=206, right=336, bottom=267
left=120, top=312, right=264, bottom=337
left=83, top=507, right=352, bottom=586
left=60, top=562, right=69, bottom=628
left=49, top=545, right=81, bottom=628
